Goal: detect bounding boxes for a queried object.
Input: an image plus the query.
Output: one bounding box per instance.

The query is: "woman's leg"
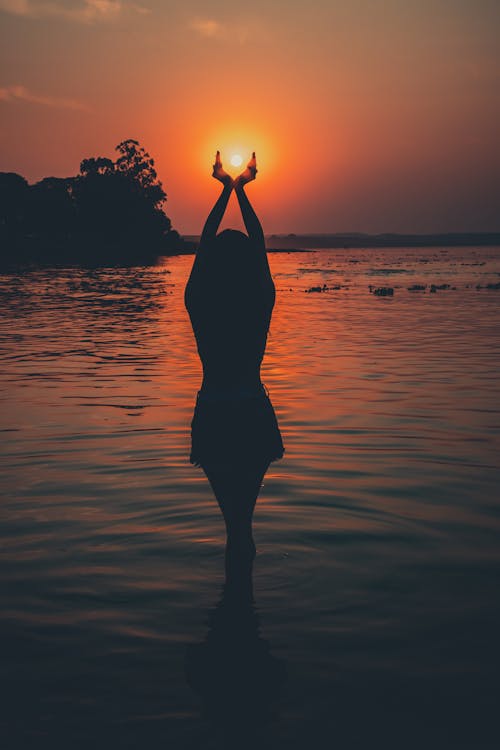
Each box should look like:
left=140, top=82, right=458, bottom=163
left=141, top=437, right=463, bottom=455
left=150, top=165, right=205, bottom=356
left=203, top=461, right=270, bottom=557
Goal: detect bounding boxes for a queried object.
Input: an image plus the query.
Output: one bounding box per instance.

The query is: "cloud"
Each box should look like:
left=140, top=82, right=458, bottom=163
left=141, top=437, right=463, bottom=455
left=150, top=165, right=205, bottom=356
left=0, top=1, right=29, bottom=14
left=129, top=3, right=150, bottom=14
left=0, top=84, right=88, bottom=111
left=189, top=16, right=269, bottom=45
left=77, top=0, right=122, bottom=21
left=0, top=0, right=150, bottom=23
left=190, top=18, right=222, bottom=38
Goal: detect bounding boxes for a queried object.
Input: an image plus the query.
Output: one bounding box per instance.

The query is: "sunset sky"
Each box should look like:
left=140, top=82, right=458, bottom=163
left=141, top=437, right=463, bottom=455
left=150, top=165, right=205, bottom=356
left=1, top=0, right=499, bottom=235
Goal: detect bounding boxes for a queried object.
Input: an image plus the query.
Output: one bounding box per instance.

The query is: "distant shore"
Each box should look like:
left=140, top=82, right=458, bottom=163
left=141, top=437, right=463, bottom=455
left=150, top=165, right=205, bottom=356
left=2, top=232, right=499, bottom=268
left=183, top=232, right=500, bottom=253
left=270, top=232, right=500, bottom=250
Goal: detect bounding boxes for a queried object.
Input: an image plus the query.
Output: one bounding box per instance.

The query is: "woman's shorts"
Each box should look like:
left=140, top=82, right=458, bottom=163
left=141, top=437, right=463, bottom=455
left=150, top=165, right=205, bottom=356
left=190, top=389, right=284, bottom=469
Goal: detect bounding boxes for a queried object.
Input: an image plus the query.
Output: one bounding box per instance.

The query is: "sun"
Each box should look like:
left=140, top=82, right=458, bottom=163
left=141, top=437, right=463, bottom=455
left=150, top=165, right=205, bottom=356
left=230, top=154, right=243, bottom=168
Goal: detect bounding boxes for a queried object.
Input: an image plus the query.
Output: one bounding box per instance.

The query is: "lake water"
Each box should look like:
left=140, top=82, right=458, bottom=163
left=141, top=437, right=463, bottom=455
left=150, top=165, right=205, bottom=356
left=1, top=246, right=500, bottom=749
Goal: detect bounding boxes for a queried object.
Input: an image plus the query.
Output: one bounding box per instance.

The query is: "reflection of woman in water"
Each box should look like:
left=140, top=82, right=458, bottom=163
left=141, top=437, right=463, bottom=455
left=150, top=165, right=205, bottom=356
left=185, top=151, right=284, bottom=566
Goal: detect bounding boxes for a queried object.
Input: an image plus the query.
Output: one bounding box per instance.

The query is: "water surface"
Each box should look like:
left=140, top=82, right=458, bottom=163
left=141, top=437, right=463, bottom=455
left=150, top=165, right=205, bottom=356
left=1, top=246, right=500, bottom=748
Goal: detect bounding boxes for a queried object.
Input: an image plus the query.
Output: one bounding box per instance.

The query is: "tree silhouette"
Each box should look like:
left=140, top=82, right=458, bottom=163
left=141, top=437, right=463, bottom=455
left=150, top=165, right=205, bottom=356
left=0, top=172, right=29, bottom=237
left=0, top=139, right=187, bottom=264
left=115, top=139, right=165, bottom=201
left=79, top=157, right=114, bottom=177
left=74, top=140, right=172, bottom=247
left=29, top=177, right=76, bottom=239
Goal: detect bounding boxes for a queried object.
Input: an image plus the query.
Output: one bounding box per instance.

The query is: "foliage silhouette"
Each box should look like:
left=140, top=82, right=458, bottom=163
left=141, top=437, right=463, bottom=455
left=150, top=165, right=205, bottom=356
left=0, top=140, right=189, bottom=265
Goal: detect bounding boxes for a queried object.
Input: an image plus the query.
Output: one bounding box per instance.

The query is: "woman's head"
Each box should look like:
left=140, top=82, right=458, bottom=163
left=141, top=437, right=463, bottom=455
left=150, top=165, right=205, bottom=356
left=203, top=229, right=260, bottom=287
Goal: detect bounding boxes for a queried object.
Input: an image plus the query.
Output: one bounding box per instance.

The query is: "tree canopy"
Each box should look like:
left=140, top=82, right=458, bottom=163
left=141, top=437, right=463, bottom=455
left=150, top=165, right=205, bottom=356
left=0, top=140, right=186, bottom=264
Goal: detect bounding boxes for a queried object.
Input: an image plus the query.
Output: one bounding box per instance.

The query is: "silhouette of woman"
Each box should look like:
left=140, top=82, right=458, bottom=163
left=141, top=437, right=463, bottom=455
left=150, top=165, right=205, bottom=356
left=185, top=151, right=284, bottom=568
left=185, top=154, right=286, bottom=738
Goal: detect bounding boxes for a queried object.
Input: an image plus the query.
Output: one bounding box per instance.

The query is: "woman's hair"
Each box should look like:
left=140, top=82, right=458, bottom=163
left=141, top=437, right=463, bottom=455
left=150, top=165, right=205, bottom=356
left=203, top=230, right=259, bottom=286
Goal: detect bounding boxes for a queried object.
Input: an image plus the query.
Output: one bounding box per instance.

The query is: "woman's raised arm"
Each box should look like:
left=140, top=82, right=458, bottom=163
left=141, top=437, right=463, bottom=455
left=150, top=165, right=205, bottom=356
left=187, top=152, right=233, bottom=294
left=199, top=151, right=233, bottom=246
left=234, top=152, right=264, bottom=249
left=234, top=153, right=271, bottom=283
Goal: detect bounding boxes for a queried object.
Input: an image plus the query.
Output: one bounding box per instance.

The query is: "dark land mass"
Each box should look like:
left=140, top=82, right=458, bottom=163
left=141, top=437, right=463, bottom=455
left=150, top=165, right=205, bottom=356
left=180, top=232, right=500, bottom=256
left=264, top=232, right=500, bottom=250
left=0, top=139, right=195, bottom=267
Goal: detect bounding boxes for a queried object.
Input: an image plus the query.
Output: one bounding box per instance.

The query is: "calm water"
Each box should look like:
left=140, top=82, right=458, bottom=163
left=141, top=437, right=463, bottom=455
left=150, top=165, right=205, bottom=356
left=1, top=246, right=500, bottom=749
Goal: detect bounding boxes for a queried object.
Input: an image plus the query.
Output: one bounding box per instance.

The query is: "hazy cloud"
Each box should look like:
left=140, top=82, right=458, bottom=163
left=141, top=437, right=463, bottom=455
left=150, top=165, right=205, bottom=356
left=190, top=17, right=221, bottom=38
left=0, top=84, right=89, bottom=111
left=129, top=3, right=150, bottom=14
left=0, top=0, right=150, bottom=23
left=189, top=15, right=270, bottom=45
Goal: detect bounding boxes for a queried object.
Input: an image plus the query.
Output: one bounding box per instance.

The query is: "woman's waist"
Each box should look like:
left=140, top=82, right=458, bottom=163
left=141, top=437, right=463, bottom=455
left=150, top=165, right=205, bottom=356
left=197, top=379, right=268, bottom=404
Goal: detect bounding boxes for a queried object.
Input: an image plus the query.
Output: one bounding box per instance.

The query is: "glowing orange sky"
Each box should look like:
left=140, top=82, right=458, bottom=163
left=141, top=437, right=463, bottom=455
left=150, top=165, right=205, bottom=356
left=1, top=0, right=499, bottom=234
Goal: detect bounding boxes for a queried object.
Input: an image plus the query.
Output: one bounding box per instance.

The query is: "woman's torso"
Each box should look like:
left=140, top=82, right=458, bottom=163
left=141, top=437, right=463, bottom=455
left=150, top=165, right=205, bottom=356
left=185, top=279, right=275, bottom=396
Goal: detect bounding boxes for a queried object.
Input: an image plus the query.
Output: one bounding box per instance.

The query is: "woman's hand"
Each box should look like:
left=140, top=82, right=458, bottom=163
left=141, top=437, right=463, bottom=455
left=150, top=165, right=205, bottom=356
left=212, top=151, right=233, bottom=188
left=235, top=152, right=257, bottom=190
